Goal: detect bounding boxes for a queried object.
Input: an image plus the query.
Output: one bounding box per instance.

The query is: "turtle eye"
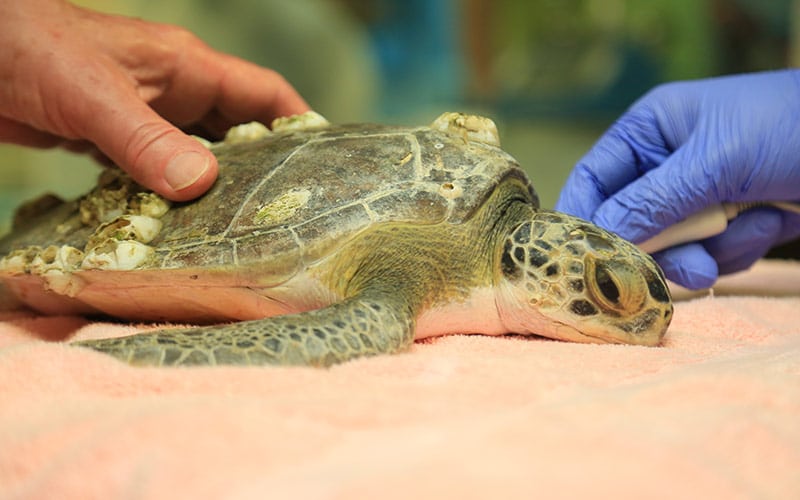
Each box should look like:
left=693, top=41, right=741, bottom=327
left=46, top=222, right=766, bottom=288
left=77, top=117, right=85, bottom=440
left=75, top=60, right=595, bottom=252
left=589, top=258, right=651, bottom=313
left=595, top=264, right=620, bottom=305
left=588, top=259, right=648, bottom=313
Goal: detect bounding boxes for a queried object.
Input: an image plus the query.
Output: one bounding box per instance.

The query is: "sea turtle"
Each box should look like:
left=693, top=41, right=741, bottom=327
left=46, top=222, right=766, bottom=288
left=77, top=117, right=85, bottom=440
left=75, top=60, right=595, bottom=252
left=0, top=112, right=672, bottom=367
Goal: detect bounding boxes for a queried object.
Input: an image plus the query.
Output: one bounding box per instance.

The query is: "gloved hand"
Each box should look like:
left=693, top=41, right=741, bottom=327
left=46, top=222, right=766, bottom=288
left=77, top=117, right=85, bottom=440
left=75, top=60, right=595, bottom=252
left=555, top=70, right=800, bottom=289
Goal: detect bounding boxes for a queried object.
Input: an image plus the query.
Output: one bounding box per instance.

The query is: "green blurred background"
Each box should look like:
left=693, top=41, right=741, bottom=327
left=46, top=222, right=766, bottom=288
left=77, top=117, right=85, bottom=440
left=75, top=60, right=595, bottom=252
left=1, top=0, right=796, bottom=233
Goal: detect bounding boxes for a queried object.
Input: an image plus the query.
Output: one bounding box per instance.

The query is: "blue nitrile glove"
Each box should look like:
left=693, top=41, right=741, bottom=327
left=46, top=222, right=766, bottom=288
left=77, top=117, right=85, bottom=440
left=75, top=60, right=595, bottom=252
left=555, top=70, right=800, bottom=289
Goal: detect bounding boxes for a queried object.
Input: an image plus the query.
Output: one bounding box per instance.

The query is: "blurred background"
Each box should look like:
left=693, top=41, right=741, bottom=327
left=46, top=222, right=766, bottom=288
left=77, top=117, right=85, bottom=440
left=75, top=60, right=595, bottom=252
left=1, top=0, right=797, bottom=233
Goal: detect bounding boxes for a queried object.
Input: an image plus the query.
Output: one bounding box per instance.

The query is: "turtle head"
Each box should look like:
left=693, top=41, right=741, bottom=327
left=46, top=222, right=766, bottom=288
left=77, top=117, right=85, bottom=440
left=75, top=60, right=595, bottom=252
left=496, top=210, right=672, bottom=346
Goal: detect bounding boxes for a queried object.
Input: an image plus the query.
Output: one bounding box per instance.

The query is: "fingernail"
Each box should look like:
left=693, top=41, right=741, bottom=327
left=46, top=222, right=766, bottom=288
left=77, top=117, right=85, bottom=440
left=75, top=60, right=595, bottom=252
left=165, top=151, right=210, bottom=191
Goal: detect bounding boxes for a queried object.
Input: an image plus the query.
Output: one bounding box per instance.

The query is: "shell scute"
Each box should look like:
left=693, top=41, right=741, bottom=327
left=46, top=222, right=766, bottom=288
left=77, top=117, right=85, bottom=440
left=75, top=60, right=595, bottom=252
left=366, top=188, right=449, bottom=224
left=158, top=240, right=236, bottom=270
left=291, top=204, right=372, bottom=265
left=225, top=133, right=417, bottom=238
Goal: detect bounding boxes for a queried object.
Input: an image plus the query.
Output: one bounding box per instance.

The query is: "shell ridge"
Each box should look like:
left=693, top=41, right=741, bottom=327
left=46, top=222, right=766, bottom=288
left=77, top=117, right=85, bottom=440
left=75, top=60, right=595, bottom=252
left=288, top=227, right=304, bottom=262
left=231, top=238, right=240, bottom=267
left=410, top=133, right=426, bottom=179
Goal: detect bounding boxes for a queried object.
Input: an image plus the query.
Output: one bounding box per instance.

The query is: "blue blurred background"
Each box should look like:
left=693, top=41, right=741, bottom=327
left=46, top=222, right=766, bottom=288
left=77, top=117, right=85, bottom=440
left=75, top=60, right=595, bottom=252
left=0, top=0, right=796, bottom=233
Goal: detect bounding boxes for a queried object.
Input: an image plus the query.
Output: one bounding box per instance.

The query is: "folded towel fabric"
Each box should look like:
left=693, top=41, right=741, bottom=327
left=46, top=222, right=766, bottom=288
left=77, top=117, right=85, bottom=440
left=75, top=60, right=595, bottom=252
left=0, top=260, right=798, bottom=499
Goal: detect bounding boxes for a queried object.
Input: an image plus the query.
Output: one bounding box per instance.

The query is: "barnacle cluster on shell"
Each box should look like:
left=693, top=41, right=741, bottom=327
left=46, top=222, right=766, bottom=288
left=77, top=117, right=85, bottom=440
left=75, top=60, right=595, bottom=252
left=192, top=112, right=331, bottom=150
left=429, top=112, right=500, bottom=147
left=0, top=169, right=171, bottom=279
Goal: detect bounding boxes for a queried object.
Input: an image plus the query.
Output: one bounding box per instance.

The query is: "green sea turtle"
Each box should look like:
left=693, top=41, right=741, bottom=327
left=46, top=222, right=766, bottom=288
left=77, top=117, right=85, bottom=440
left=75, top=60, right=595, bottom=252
left=0, top=112, right=672, bottom=367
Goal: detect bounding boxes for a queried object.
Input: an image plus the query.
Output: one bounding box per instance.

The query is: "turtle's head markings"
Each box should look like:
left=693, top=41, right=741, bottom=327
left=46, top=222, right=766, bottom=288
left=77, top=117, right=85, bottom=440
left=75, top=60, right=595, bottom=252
left=497, top=210, right=672, bottom=346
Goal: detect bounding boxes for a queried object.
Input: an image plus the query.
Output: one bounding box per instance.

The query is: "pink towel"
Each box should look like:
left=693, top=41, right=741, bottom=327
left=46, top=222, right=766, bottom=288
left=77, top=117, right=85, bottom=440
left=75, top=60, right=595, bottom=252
left=1, top=260, right=799, bottom=499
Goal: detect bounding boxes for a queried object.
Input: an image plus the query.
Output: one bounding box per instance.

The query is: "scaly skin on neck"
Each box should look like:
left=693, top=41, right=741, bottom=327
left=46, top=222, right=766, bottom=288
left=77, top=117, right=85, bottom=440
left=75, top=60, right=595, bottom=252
left=316, top=175, right=535, bottom=323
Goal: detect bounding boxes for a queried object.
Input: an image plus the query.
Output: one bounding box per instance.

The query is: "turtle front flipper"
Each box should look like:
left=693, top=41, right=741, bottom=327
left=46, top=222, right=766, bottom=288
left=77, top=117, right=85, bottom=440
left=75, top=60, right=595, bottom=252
left=73, top=294, right=415, bottom=367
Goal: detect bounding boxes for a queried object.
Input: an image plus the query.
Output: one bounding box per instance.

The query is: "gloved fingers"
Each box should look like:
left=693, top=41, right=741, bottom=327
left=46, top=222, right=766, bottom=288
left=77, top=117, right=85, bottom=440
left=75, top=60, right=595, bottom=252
left=774, top=210, right=800, bottom=246
left=555, top=99, right=673, bottom=218
left=652, top=243, right=719, bottom=290
left=554, top=162, right=608, bottom=219
left=704, top=208, right=794, bottom=275
left=592, top=135, right=719, bottom=244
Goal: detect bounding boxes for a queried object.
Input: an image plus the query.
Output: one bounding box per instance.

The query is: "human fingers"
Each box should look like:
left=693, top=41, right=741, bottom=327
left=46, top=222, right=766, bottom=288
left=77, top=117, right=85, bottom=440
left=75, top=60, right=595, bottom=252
left=0, top=116, right=61, bottom=148
left=211, top=56, right=310, bottom=125
left=144, top=36, right=309, bottom=135
left=67, top=74, right=219, bottom=201
left=1, top=110, right=116, bottom=167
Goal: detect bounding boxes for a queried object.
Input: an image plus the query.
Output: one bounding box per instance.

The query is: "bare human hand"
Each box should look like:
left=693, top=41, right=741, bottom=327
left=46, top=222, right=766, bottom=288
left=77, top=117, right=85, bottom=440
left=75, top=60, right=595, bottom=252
left=0, top=0, right=309, bottom=200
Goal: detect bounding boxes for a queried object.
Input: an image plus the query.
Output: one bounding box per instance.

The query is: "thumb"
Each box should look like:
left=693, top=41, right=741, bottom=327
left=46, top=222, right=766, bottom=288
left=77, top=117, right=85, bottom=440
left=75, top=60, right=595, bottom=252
left=77, top=91, right=218, bottom=201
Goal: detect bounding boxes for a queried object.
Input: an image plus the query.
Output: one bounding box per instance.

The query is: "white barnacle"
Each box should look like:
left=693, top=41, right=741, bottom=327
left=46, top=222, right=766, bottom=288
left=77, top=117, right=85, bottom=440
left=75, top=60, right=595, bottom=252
left=224, top=121, right=271, bottom=144
left=81, top=240, right=153, bottom=271
left=0, top=254, right=25, bottom=274
left=0, top=246, right=41, bottom=274
left=114, top=241, right=154, bottom=270
left=29, top=245, right=84, bottom=274
left=81, top=244, right=117, bottom=270
left=271, top=111, right=330, bottom=133
left=87, top=215, right=162, bottom=252
left=58, top=246, right=85, bottom=270
left=123, top=215, right=162, bottom=243
left=27, top=246, right=60, bottom=275
left=78, top=168, right=170, bottom=227
left=133, top=192, right=170, bottom=219
left=78, top=174, right=132, bottom=225
left=83, top=205, right=125, bottom=226
left=429, top=112, right=500, bottom=147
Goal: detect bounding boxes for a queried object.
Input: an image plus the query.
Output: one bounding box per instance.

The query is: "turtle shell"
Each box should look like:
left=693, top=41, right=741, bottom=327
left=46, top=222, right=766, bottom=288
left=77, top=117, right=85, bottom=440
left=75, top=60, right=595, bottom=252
left=0, top=120, right=537, bottom=289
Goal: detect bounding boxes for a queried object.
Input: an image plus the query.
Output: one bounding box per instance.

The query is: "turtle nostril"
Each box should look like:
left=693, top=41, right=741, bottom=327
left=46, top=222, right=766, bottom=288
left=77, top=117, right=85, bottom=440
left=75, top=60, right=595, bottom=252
left=595, top=264, right=620, bottom=305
